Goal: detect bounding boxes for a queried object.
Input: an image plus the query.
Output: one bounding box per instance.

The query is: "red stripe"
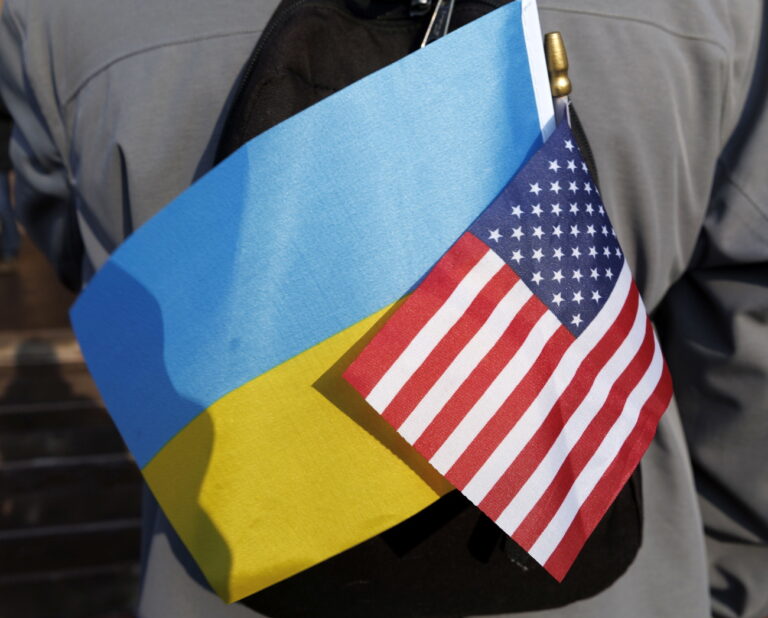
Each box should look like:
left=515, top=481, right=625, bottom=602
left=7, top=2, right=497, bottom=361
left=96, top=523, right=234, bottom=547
left=512, top=318, right=656, bottom=550
left=381, top=265, right=519, bottom=429
left=414, top=295, right=547, bottom=459
left=478, top=286, right=641, bottom=519
left=343, top=232, right=490, bottom=397
left=445, top=325, right=573, bottom=490
left=543, top=362, right=673, bottom=581
left=447, top=284, right=639, bottom=493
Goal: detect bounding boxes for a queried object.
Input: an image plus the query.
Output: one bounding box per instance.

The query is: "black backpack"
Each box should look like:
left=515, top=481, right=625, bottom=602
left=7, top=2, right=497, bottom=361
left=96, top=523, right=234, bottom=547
left=216, top=2, right=642, bottom=614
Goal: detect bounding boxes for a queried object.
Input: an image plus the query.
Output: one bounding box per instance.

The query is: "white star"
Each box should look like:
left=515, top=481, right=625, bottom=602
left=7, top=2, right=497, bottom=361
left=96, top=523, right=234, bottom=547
left=564, top=139, right=575, bottom=152
left=552, top=224, right=563, bottom=238
left=552, top=247, right=564, bottom=260
left=605, top=267, right=614, bottom=280
left=568, top=181, right=579, bottom=194
left=548, top=159, right=561, bottom=172
left=570, top=224, right=580, bottom=237
left=552, top=292, right=564, bottom=307
left=529, top=182, right=542, bottom=196
left=549, top=181, right=561, bottom=194
left=511, top=204, right=523, bottom=218
left=601, top=225, right=609, bottom=236
left=531, top=203, right=544, bottom=217
left=585, top=203, right=595, bottom=215
left=615, top=247, right=622, bottom=258
left=571, top=313, right=583, bottom=327
left=511, top=249, right=524, bottom=264
left=531, top=271, right=544, bottom=285
left=598, top=204, right=605, bottom=216
left=572, top=291, right=584, bottom=304
left=550, top=203, right=562, bottom=216
left=584, top=182, right=593, bottom=195
left=569, top=202, right=579, bottom=215
left=581, top=162, right=589, bottom=173
left=532, top=225, right=544, bottom=240
left=603, top=246, right=612, bottom=257
left=511, top=226, right=524, bottom=241
left=552, top=269, right=564, bottom=283
left=588, top=246, right=598, bottom=258
left=566, top=159, right=577, bottom=172
left=531, top=247, right=545, bottom=262
left=591, top=290, right=602, bottom=303
left=488, top=228, right=502, bottom=242
left=571, top=246, right=582, bottom=258
left=572, top=269, right=583, bottom=282
left=590, top=267, right=600, bottom=280
left=586, top=224, right=596, bottom=237
left=611, top=228, right=617, bottom=237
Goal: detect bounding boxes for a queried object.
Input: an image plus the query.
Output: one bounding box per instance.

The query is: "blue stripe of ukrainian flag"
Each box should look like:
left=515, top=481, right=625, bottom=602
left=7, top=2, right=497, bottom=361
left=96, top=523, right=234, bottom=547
left=71, top=0, right=553, bottom=603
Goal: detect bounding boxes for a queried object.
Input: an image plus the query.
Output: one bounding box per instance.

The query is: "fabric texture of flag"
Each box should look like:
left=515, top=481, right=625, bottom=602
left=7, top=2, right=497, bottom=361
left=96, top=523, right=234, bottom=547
left=343, top=119, right=674, bottom=581
left=69, top=0, right=554, bottom=602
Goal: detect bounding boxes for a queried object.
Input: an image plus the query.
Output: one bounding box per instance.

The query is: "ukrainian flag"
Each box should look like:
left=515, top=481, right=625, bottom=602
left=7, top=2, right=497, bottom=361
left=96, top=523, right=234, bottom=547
left=71, top=0, right=553, bottom=603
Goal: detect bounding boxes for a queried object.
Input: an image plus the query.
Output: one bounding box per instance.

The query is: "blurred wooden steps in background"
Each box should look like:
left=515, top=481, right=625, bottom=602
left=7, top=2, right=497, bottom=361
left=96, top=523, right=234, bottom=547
left=1, top=236, right=141, bottom=618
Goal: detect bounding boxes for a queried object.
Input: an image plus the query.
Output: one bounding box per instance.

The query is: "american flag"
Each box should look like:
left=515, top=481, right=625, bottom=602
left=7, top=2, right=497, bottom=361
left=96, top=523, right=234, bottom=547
left=343, top=121, right=673, bottom=580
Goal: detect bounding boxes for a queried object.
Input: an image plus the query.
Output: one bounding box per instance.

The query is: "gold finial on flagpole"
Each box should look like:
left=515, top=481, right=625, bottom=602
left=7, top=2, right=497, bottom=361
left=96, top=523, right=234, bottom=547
left=544, top=32, right=571, bottom=97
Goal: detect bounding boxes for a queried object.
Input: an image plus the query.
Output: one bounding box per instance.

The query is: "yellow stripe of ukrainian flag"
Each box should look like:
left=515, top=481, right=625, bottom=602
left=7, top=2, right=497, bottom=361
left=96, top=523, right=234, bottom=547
left=143, top=303, right=452, bottom=602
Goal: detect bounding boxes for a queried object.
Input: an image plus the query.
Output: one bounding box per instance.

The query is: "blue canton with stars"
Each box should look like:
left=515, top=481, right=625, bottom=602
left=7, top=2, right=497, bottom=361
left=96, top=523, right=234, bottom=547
left=468, top=121, right=624, bottom=336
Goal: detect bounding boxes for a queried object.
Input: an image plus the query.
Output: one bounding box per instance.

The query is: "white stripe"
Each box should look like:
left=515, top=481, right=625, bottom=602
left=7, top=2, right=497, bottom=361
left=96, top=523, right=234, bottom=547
left=429, top=309, right=561, bottom=474
left=366, top=250, right=505, bottom=411
left=495, top=300, right=648, bottom=534
left=528, top=338, right=665, bottom=564
left=400, top=280, right=532, bottom=442
left=462, top=263, right=633, bottom=504
left=521, top=0, right=555, bottom=140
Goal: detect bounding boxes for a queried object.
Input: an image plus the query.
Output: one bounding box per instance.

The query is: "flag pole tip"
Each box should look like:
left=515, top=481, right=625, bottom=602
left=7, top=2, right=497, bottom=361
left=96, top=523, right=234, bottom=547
left=544, top=32, right=571, bottom=97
